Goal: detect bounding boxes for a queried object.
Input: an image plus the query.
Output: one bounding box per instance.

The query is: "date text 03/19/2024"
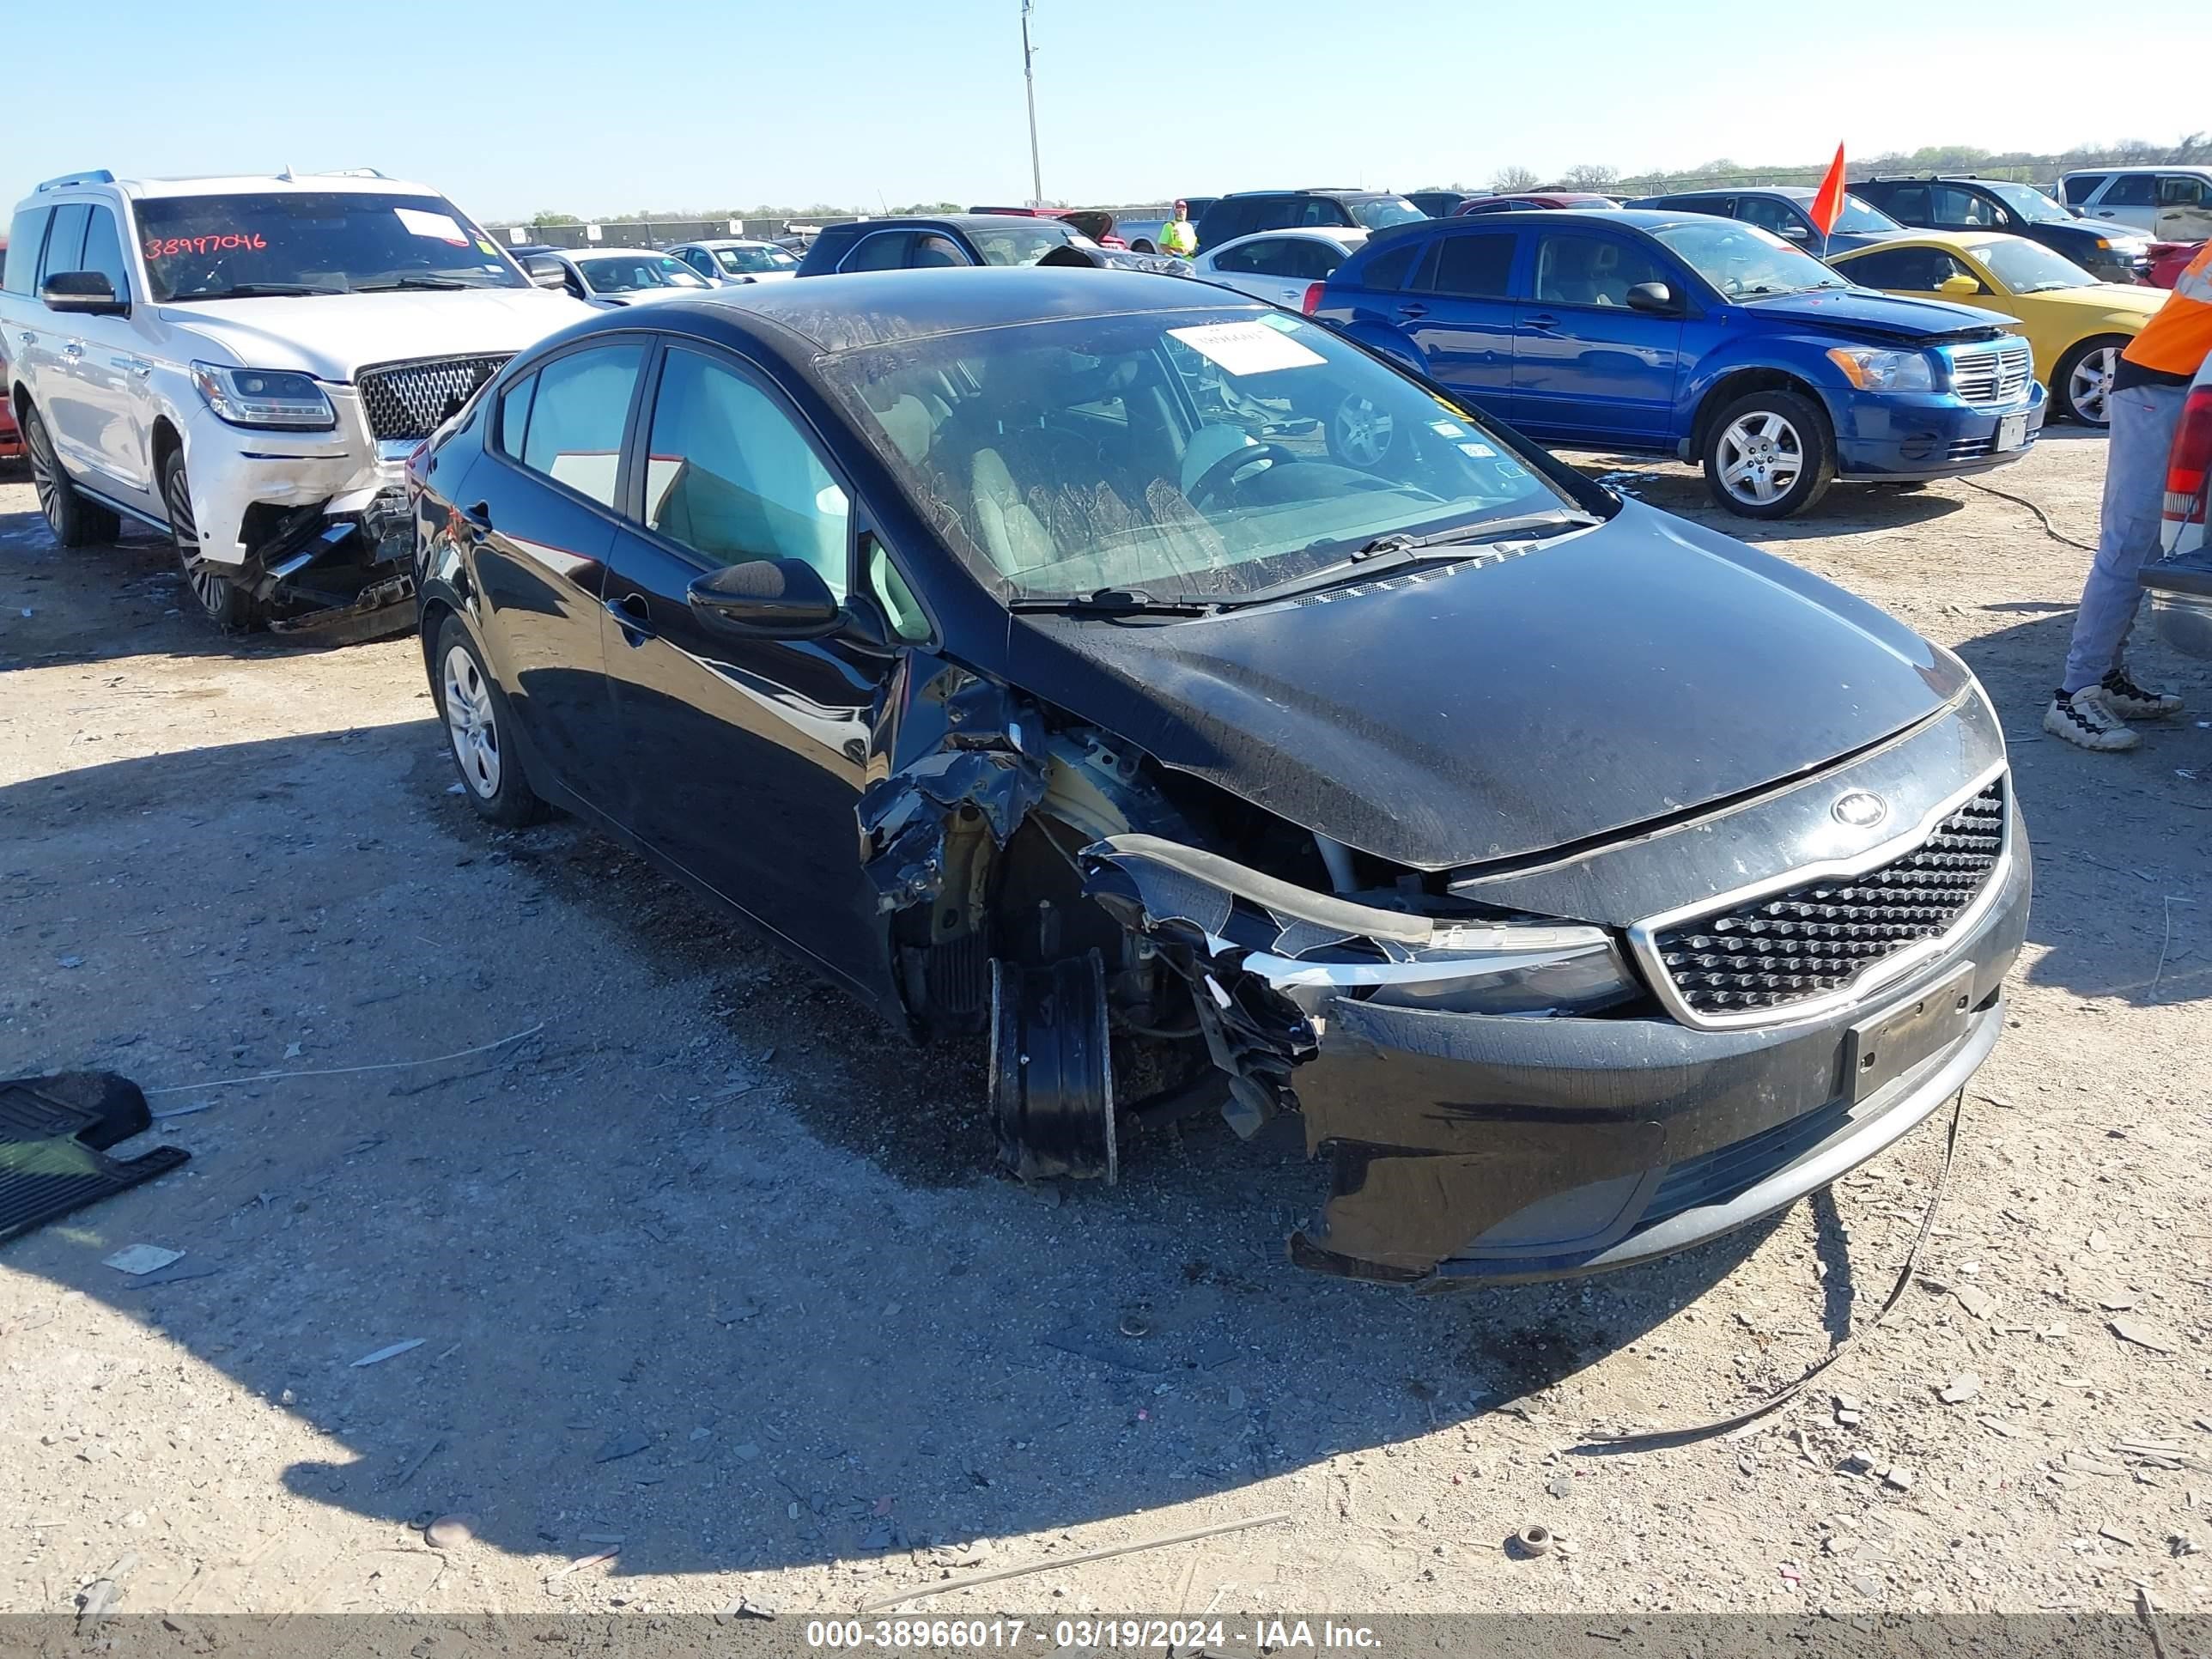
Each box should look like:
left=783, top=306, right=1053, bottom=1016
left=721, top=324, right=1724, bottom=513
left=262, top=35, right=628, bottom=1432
left=804, top=1619, right=1384, bottom=1651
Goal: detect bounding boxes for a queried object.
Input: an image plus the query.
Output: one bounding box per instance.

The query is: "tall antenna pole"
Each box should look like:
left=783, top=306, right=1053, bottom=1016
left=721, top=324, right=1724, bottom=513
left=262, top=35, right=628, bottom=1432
left=1021, top=0, right=1043, bottom=206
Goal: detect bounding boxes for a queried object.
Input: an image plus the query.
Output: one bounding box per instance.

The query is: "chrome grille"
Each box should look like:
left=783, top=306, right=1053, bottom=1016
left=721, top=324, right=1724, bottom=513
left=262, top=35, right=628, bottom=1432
left=1649, top=781, right=2006, bottom=1019
left=356, top=355, right=511, bottom=443
left=1948, top=341, right=2033, bottom=407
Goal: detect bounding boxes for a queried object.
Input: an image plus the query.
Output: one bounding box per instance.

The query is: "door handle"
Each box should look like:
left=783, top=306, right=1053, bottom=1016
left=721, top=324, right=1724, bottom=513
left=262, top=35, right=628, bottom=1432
left=1395, top=301, right=1428, bottom=319
left=606, top=592, right=655, bottom=638
left=61, top=341, right=83, bottom=359
left=1525, top=313, right=1560, bottom=331
left=15, top=331, right=33, bottom=346
left=2096, top=210, right=2115, bottom=218
left=109, top=354, right=152, bottom=376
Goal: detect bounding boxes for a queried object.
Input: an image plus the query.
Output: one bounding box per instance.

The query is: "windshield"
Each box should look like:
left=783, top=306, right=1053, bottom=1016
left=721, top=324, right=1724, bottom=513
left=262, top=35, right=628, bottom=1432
left=1984, top=181, right=2072, bottom=225
left=714, top=244, right=799, bottom=274
left=133, top=191, right=526, bottom=301
left=969, top=223, right=1074, bottom=266
left=1970, top=236, right=2096, bottom=294
left=1832, top=195, right=1901, bottom=234
left=1350, top=198, right=1427, bottom=230
left=1651, top=218, right=1847, bottom=297
left=821, top=308, right=1580, bottom=605
left=577, top=253, right=709, bottom=293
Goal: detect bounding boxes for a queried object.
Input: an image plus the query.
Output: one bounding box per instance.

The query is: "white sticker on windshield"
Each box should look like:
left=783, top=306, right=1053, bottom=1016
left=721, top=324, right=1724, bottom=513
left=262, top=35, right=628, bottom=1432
left=1168, top=321, right=1326, bottom=376
left=1458, top=441, right=1498, bottom=459
left=1431, top=420, right=1468, bottom=436
left=395, top=207, right=469, bottom=246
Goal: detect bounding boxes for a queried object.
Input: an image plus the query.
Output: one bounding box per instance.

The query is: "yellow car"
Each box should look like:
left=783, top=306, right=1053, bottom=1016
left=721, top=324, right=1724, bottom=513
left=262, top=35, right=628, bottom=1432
left=1829, top=231, right=2167, bottom=427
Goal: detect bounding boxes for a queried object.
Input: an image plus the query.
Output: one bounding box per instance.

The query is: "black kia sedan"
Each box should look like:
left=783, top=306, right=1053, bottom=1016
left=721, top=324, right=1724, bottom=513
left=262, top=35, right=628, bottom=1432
left=409, top=269, right=2028, bottom=1290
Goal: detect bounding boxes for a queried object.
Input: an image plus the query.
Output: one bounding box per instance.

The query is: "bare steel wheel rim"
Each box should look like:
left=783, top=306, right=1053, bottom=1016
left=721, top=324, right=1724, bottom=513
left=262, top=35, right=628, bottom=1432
left=26, top=412, right=63, bottom=534
left=442, top=645, right=502, bottom=799
left=1333, top=394, right=1394, bottom=467
left=164, top=464, right=228, bottom=616
left=1717, top=410, right=1805, bottom=506
left=2069, top=347, right=2117, bottom=425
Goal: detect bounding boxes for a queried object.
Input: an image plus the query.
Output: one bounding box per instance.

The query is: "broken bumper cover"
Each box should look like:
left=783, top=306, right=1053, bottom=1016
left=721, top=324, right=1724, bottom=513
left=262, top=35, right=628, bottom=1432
left=1288, top=834, right=2029, bottom=1289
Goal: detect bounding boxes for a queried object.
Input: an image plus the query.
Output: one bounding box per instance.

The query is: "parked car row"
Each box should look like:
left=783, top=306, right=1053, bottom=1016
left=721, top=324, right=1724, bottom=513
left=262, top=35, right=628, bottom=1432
left=406, top=263, right=2029, bottom=1287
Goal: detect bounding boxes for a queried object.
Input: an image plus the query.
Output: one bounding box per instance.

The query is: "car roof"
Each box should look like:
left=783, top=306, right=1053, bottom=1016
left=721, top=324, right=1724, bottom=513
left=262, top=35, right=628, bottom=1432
left=572, top=248, right=682, bottom=262
left=673, top=238, right=787, bottom=249
left=1664, top=185, right=1820, bottom=204
left=1829, top=228, right=1985, bottom=257
left=2063, top=163, right=2211, bottom=176
left=1213, top=189, right=1400, bottom=202
left=26, top=170, right=445, bottom=203
left=1210, top=227, right=1369, bottom=246
left=827, top=214, right=1075, bottom=234
left=596, top=268, right=1259, bottom=358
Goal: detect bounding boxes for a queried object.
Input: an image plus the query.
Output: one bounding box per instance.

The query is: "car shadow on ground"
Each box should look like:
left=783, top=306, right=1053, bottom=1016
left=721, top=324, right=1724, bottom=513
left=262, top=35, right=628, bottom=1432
left=1568, top=456, right=1970, bottom=536
left=2, top=729, right=1830, bottom=1585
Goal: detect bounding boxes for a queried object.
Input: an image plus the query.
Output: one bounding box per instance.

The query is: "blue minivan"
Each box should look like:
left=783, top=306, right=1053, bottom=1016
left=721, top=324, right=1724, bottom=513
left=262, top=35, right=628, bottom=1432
left=1310, top=210, right=2045, bottom=518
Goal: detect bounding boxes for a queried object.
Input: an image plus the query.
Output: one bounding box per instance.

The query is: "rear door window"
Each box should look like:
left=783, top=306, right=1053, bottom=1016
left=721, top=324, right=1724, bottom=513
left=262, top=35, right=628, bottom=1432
left=1428, top=232, right=1516, bottom=298
left=2101, top=174, right=2159, bottom=207
left=3, top=207, right=52, bottom=294
left=37, top=204, right=90, bottom=285
left=517, top=342, right=646, bottom=508
left=2063, top=174, right=2109, bottom=206
left=1881, top=184, right=1931, bottom=222
left=1734, top=196, right=1803, bottom=236
left=2160, top=175, right=2209, bottom=207
left=1355, top=240, right=1420, bottom=291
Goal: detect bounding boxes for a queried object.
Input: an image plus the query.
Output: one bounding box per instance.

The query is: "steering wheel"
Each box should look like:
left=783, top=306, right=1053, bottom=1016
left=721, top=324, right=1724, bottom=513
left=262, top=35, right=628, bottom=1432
left=1187, top=442, right=1302, bottom=507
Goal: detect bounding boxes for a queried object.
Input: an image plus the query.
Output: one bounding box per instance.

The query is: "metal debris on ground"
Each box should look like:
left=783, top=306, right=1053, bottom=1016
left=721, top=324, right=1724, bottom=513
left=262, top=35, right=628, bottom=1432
left=859, top=1510, right=1291, bottom=1611
left=351, top=1339, right=426, bottom=1368
left=1515, top=1525, right=1555, bottom=1558
left=102, top=1244, right=184, bottom=1275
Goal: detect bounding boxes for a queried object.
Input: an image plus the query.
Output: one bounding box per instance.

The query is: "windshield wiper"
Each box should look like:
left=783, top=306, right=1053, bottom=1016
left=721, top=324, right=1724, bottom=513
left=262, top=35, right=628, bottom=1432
left=1220, top=511, right=1601, bottom=609
left=171, top=282, right=341, bottom=300
left=353, top=276, right=472, bottom=292
left=1009, top=586, right=1218, bottom=617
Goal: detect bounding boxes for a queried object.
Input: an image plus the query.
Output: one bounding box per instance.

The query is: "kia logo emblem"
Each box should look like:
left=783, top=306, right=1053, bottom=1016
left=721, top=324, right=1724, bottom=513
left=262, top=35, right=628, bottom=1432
left=1832, top=791, right=1888, bottom=830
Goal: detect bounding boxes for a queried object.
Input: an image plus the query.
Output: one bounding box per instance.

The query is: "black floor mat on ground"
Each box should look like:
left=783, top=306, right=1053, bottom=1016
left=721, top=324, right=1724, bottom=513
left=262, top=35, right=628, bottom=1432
left=0, top=1073, right=189, bottom=1246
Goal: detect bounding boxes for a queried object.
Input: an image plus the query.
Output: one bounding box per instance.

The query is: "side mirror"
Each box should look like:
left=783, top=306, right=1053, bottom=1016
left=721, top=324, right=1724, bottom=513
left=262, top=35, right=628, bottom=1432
left=1781, top=223, right=1810, bottom=240
left=1625, top=281, right=1678, bottom=314
left=40, top=271, right=127, bottom=316
left=521, top=253, right=569, bottom=290
left=1938, top=273, right=1981, bottom=296
left=687, top=557, right=843, bottom=639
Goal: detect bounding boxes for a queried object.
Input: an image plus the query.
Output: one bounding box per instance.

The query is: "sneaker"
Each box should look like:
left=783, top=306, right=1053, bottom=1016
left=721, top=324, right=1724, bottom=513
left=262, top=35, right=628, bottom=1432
left=2045, top=686, right=2140, bottom=751
left=2100, top=668, right=2184, bottom=721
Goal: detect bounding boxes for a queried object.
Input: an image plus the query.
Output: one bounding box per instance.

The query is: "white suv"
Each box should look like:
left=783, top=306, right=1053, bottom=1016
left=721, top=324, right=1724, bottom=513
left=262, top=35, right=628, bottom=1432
left=2060, top=167, right=2212, bottom=245
left=2, top=168, right=588, bottom=634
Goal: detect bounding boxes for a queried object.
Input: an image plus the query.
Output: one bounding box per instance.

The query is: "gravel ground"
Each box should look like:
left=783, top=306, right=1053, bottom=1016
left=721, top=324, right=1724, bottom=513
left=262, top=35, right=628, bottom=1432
left=2, top=434, right=2209, bottom=1624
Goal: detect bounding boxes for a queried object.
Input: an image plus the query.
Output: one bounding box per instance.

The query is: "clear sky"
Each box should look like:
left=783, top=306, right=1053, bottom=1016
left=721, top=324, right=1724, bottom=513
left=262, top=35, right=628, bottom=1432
left=8, top=0, right=2204, bottom=221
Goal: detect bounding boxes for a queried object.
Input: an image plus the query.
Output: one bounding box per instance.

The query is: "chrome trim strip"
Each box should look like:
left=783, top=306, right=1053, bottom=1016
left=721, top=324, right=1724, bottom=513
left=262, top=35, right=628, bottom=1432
left=1625, top=759, right=2011, bottom=1033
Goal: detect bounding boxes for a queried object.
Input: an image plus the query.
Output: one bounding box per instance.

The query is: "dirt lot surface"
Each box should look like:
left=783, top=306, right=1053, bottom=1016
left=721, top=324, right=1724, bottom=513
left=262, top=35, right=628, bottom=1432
left=3, top=433, right=2210, bottom=1626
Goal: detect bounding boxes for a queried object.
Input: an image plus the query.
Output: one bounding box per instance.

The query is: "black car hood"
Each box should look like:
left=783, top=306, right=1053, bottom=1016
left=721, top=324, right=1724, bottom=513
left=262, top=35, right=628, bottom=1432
left=1006, top=500, right=1967, bottom=871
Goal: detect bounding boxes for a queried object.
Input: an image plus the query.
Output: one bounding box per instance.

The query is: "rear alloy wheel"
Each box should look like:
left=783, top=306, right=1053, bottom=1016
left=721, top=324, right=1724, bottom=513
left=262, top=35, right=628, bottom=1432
left=22, top=402, right=120, bottom=548
left=161, top=451, right=258, bottom=630
left=434, top=614, right=545, bottom=827
left=1702, top=387, right=1836, bottom=520
left=1328, top=392, right=1399, bottom=468
left=2053, top=335, right=2126, bottom=427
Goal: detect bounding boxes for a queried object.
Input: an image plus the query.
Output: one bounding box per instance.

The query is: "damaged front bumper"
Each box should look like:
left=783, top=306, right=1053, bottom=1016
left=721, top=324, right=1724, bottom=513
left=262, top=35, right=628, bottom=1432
left=1083, top=785, right=2031, bottom=1291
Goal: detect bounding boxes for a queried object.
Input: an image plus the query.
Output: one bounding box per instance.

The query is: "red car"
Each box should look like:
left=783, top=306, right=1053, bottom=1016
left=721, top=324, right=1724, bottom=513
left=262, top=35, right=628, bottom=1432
left=1454, top=191, right=1620, bottom=216
left=2149, top=240, right=2204, bottom=290
left=967, top=205, right=1127, bottom=247
left=0, top=235, right=18, bottom=464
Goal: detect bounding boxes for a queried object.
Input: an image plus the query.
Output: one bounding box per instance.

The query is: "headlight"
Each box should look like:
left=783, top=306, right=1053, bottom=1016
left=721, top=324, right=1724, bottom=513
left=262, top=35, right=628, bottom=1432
left=1242, top=923, right=1638, bottom=1018
left=1827, top=346, right=1935, bottom=392
left=190, top=362, right=337, bottom=430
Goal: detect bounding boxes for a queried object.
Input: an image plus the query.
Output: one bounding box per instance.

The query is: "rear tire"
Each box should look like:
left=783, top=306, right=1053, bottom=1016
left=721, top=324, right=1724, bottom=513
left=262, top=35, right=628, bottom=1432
left=161, top=450, right=259, bottom=630
left=22, top=402, right=120, bottom=548
left=2052, top=335, right=2127, bottom=427
left=1701, top=386, right=1836, bottom=520
left=434, top=613, right=546, bottom=827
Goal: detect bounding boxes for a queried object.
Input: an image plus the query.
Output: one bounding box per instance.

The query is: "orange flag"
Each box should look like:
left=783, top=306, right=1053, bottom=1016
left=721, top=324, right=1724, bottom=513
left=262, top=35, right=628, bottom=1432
left=1809, top=143, right=1849, bottom=237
